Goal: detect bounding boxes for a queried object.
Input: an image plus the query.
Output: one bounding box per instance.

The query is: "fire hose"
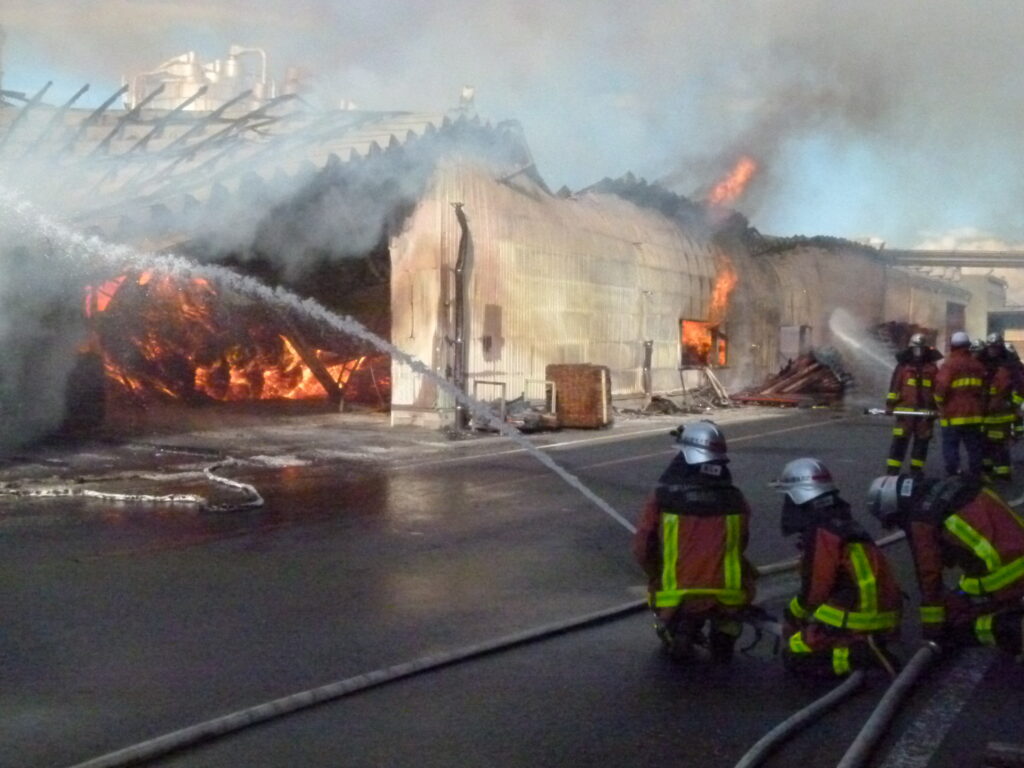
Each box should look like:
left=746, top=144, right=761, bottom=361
left=0, top=459, right=263, bottom=512
left=63, top=538, right=898, bottom=768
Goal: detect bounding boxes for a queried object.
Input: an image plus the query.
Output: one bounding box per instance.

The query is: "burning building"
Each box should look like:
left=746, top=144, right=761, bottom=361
left=0, top=44, right=996, bottom=439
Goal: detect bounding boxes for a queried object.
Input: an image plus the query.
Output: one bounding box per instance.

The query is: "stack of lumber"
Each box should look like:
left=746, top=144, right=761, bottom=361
left=731, top=353, right=845, bottom=407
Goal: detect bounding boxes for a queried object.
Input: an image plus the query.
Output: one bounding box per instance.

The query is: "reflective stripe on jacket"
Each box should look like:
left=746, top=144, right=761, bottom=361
left=934, top=348, right=987, bottom=426
left=790, top=513, right=902, bottom=634
left=632, top=456, right=756, bottom=610
left=886, top=353, right=940, bottom=414
left=907, top=478, right=1024, bottom=615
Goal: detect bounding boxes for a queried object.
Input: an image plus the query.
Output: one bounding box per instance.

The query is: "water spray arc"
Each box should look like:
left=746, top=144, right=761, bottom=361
left=0, top=188, right=633, bottom=533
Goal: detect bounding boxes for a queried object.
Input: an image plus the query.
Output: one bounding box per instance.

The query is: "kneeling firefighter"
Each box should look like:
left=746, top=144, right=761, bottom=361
left=632, top=421, right=757, bottom=661
left=771, top=459, right=902, bottom=677
left=868, top=473, right=1024, bottom=658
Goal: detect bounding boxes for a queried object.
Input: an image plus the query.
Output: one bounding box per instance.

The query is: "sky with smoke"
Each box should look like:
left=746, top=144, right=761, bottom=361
left=4, top=0, right=1024, bottom=248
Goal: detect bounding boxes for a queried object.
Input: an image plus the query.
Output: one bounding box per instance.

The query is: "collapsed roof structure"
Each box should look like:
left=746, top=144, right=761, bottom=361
left=0, top=44, right=998, bottom=437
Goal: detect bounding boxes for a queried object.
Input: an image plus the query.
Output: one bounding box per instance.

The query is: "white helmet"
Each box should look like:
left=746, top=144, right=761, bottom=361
left=909, top=333, right=926, bottom=347
left=770, top=458, right=837, bottom=505
left=672, top=420, right=728, bottom=465
left=867, top=475, right=914, bottom=528
left=950, top=331, right=970, bottom=348
left=987, top=331, right=1004, bottom=345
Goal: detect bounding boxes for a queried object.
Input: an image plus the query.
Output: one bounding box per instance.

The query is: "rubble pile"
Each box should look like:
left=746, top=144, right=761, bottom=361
left=732, top=347, right=850, bottom=407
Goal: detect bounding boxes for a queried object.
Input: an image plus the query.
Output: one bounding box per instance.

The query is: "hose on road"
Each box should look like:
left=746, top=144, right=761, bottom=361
left=64, top=525, right=908, bottom=767
left=834, top=643, right=942, bottom=768
left=733, top=671, right=867, bottom=768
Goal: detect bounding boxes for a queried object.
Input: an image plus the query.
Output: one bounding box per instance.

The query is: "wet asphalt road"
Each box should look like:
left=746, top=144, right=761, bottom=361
left=2, top=409, right=1022, bottom=767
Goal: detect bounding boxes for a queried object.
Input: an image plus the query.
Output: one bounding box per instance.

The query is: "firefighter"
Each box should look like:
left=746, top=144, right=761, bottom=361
left=868, top=473, right=1024, bottom=658
left=884, top=333, right=942, bottom=476
left=934, top=331, right=987, bottom=478
left=770, top=458, right=902, bottom=678
left=1005, top=342, right=1024, bottom=440
left=632, top=420, right=757, bottom=662
left=980, top=332, right=1017, bottom=481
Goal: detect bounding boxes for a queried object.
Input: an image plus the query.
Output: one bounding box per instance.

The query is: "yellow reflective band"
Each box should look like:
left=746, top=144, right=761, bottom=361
left=653, top=588, right=748, bottom=607
left=813, top=604, right=900, bottom=631
left=940, top=416, right=984, bottom=426
left=935, top=395, right=945, bottom=403
left=952, top=377, right=983, bottom=388
left=919, top=605, right=947, bottom=624
left=892, top=427, right=906, bottom=437
left=849, top=543, right=879, bottom=613
left=923, top=379, right=933, bottom=387
left=945, top=514, right=1003, bottom=573
left=906, top=378, right=932, bottom=387
left=661, top=514, right=679, bottom=594
left=724, top=514, right=743, bottom=592
left=985, top=414, right=1017, bottom=424
left=907, top=378, right=918, bottom=386
left=789, top=596, right=809, bottom=619
left=995, top=466, right=1011, bottom=476
left=789, top=631, right=813, bottom=654
left=1014, top=394, right=1024, bottom=404
left=987, top=431, right=1006, bottom=440
left=911, top=459, right=925, bottom=468
left=975, top=614, right=996, bottom=646
left=959, top=555, right=1024, bottom=596
left=887, top=459, right=903, bottom=468
left=887, top=392, right=898, bottom=400
left=833, top=647, right=852, bottom=675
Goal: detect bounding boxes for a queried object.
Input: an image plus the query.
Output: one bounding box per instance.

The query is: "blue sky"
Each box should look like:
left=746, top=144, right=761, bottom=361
left=3, top=0, right=1024, bottom=249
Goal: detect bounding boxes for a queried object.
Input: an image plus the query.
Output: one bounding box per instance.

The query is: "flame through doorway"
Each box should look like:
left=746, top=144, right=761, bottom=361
left=82, top=271, right=390, bottom=408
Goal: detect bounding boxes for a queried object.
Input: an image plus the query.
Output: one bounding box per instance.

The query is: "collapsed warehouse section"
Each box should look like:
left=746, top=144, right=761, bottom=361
left=0, top=43, right=1003, bottom=441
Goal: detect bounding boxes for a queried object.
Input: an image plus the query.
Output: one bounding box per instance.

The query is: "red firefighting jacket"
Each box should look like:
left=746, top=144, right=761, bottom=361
left=906, top=477, right=1024, bottom=629
left=886, top=348, right=942, bottom=415
left=981, top=350, right=1017, bottom=428
left=633, top=456, right=756, bottom=612
left=934, top=347, right=987, bottom=427
left=786, top=503, right=902, bottom=635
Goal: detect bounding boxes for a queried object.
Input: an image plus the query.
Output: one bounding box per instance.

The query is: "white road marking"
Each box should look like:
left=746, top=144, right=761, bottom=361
left=877, top=648, right=995, bottom=768
left=398, top=415, right=850, bottom=472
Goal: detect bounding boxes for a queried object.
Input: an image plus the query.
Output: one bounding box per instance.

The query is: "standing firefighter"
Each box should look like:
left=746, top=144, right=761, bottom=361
left=632, top=421, right=757, bottom=662
left=869, top=474, right=1024, bottom=658
left=771, top=459, right=902, bottom=678
left=1005, top=342, right=1024, bottom=440
left=980, top=332, right=1017, bottom=481
left=884, top=333, right=942, bottom=475
left=935, top=331, right=987, bottom=478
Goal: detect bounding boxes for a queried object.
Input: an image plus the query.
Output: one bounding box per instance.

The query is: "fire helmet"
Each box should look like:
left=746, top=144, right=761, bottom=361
left=987, top=331, right=1004, bottom=346
left=770, top=458, right=837, bottom=505
left=867, top=474, right=915, bottom=528
left=950, top=331, right=970, bottom=348
left=970, top=338, right=985, bottom=354
left=909, top=333, right=926, bottom=347
left=671, top=420, right=728, bottom=464
left=1007, top=342, right=1018, bottom=357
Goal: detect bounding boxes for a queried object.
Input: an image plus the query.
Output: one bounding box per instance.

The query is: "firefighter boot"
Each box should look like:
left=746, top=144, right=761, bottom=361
left=709, top=618, right=742, bottom=663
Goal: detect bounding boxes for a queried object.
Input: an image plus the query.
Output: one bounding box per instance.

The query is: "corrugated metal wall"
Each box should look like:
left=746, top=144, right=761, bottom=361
left=389, top=161, right=974, bottom=425
left=389, top=161, right=726, bottom=424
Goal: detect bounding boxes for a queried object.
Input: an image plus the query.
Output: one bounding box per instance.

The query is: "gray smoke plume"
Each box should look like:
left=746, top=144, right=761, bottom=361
left=4, top=0, right=1024, bottom=244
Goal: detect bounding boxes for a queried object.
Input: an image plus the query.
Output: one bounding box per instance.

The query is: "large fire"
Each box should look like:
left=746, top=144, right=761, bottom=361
left=682, top=320, right=726, bottom=367
left=709, top=259, right=738, bottom=322
left=83, top=272, right=389, bottom=406
left=706, top=155, right=758, bottom=207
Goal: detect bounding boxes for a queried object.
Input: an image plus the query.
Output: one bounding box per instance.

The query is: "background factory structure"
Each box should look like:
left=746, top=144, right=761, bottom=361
left=0, top=40, right=1015, bottom=433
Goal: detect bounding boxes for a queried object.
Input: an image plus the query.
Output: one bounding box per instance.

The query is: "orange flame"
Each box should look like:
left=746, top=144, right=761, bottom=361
left=84, top=272, right=390, bottom=405
left=709, top=262, right=738, bottom=322
left=706, top=155, right=758, bottom=207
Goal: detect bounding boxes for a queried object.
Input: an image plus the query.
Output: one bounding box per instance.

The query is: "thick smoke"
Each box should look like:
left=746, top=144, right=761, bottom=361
left=4, top=0, right=1024, bottom=246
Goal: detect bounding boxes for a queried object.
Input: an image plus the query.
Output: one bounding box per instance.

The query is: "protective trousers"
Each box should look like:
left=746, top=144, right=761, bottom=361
left=782, top=628, right=898, bottom=678
left=983, top=428, right=1013, bottom=481
left=946, top=609, right=1024, bottom=658
left=941, top=425, right=985, bottom=478
left=887, top=416, right=933, bottom=475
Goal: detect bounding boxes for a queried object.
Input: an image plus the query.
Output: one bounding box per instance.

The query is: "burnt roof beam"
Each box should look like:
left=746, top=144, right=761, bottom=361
left=0, top=80, right=53, bottom=153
